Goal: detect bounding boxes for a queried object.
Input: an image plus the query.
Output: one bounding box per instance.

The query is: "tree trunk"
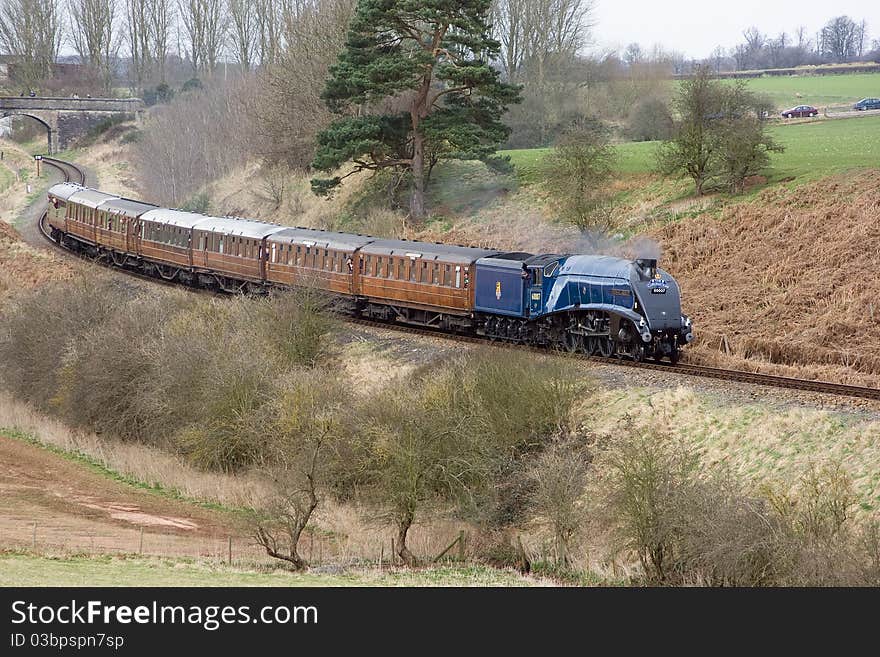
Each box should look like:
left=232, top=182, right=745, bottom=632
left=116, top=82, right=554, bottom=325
left=396, top=512, right=417, bottom=566
left=409, top=115, right=427, bottom=220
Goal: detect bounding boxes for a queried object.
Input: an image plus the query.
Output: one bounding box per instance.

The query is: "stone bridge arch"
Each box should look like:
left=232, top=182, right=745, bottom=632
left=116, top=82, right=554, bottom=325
left=0, top=109, right=59, bottom=153
left=0, top=96, right=144, bottom=154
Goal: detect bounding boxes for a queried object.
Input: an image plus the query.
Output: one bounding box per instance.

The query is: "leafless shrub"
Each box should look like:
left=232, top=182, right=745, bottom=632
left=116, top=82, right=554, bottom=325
left=593, top=423, right=698, bottom=584
left=528, top=434, right=592, bottom=568
left=352, top=350, right=583, bottom=565
left=52, top=292, right=178, bottom=440
left=258, top=162, right=288, bottom=209
left=765, top=464, right=879, bottom=586
left=0, top=275, right=124, bottom=410
left=251, top=373, right=350, bottom=569
left=673, top=472, right=778, bottom=586
left=132, top=77, right=256, bottom=206
left=257, top=287, right=336, bottom=369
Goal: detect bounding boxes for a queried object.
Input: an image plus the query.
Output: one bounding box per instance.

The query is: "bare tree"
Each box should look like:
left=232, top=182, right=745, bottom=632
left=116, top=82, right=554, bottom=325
left=179, top=0, right=226, bottom=74
left=492, top=0, right=593, bottom=84
left=253, top=0, right=281, bottom=67
left=622, top=42, right=643, bottom=68
left=821, top=15, right=860, bottom=62
left=69, top=0, right=120, bottom=91
left=492, top=0, right=530, bottom=82
left=0, top=0, right=62, bottom=86
left=148, top=0, right=173, bottom=81
left=126, top=0, right=152, bottom=89
left=251, top=0, right=354, bottom=167
left=856, top=19, right=868, bottom=59
left=132, top=78, right=254, bottom=205
left=227, top=0, right=256, bottom=71
left=252, top=375, right=346, bottom=571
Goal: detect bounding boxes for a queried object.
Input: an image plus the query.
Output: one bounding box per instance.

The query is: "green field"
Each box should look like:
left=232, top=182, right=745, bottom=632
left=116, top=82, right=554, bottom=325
left=0, top=553, right=542, bottom=587
left=503, top=114, right=880, bottom=185
left=732, top=72, right=880, bottom=110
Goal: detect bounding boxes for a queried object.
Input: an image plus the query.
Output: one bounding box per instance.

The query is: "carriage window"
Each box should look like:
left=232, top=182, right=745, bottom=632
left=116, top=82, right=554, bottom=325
left=398, top=260, right=405, bottom=280
left=219, top=236, right=224, bottom=254
left=409, top=260, right=417, bottom=281
left=455, top=265, right=461, bottom=288
left=432, top=264, right=439, bottom=285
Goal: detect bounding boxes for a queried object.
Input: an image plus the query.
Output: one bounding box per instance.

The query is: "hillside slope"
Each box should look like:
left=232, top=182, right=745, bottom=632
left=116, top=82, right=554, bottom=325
left=656, top=171, right=880, bottom=385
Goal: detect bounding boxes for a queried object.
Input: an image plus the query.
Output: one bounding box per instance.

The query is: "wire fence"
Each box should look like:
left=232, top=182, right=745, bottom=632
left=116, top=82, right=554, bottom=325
left=1, top=522, right=478, bottom=569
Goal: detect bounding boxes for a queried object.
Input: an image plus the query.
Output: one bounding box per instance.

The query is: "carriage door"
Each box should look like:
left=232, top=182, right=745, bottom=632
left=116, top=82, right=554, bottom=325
left=529, top=267, right=543, bottom=316
left=127, top=217, right=137, bottom=254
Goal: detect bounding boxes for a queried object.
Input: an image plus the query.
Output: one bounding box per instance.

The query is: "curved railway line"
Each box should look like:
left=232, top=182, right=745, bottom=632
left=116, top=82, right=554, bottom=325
left=34, top=157, right=880, bottom=403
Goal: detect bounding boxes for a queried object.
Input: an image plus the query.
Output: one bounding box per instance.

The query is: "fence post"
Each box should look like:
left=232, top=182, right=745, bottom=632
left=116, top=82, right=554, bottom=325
left=379, top=544, right=384, bottom=571
left=32, top=522, right=37, bottom=551
left=458, top=530, right=466, bottom=560
left=227, top=536, right=232, bottom=565
left=139, top=527, right=144, bottom=555
left=391, top=538, right=395, bottom=565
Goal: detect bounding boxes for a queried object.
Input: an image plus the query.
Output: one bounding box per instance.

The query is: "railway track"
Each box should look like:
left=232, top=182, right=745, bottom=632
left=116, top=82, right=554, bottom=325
left=34, top=158, right=880, bottom=403
left=349, top=317, right=880, bottom=402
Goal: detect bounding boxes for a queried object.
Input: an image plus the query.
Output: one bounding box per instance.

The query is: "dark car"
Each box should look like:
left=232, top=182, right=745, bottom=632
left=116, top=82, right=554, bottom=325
left=853, top=98, right=880, bottom=111
left=781, top=105, right=819, bottom=118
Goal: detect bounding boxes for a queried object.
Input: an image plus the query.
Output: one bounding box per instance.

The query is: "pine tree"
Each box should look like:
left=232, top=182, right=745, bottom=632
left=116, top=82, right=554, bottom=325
left=311, top=0, right=520, bottom=220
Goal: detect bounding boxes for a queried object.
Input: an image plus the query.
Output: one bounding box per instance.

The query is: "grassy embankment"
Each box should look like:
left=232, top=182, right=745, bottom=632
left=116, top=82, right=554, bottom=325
left=0, top=553, right=540, bottom=587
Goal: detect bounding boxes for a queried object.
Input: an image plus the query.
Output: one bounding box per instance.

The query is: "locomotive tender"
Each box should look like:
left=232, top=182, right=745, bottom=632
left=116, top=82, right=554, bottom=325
left=47, top=182, right=693, bottom=362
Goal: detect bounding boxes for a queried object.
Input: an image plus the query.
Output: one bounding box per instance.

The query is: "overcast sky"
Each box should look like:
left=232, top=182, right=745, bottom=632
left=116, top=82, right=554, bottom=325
left=592, top=0, right=880, bottom=58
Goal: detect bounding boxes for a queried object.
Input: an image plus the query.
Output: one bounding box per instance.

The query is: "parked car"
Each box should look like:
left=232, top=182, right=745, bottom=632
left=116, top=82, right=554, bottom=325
left=853, top=98, right=880, bottom=111
left=781, top=105, right=819, bottom=118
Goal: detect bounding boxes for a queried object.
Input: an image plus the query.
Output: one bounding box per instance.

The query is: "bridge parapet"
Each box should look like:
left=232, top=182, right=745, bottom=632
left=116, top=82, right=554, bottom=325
left=0, top=96, right=145, bottom=112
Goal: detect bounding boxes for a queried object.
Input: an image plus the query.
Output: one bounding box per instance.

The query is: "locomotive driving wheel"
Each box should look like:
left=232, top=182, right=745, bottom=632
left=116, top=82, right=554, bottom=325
left=564, top=332, right=582, bottom=353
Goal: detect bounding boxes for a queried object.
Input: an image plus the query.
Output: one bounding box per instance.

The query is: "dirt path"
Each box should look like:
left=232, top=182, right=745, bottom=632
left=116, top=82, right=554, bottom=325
left=0, top=434, right=265, bottom=560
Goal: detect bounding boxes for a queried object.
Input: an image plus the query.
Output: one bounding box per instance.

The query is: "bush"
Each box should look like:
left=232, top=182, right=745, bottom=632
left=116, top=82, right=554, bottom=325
left=528, top=435, right=593, bottom=567
left=0, top=276, right=337, bottom=473
left=142, top=83, right=174, bottom=107
left=625, top=96, right=673, bottom=142
left=543, top=118, right=617, bottom=233
left=256, top=288, right=336, bottom=368
left=181, top=78, right=203, bottom=93
left=179, top=193, right=210, bottom=214
left=0, top=277, right=124, bottom=410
